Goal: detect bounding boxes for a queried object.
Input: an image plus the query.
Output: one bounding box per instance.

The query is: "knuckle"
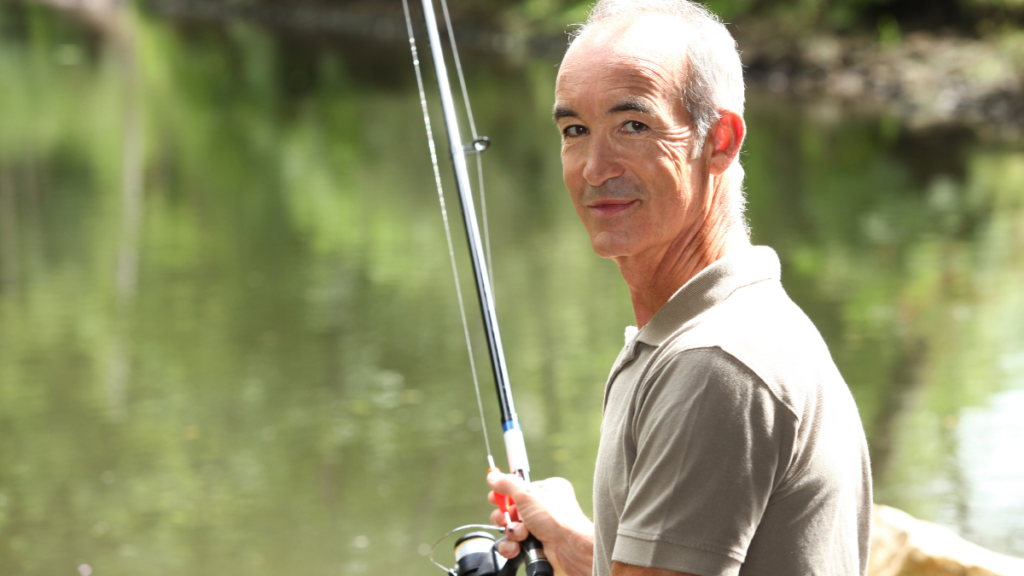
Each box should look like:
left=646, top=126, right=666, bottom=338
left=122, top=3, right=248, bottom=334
left=549, top=477, right=571, bottom=489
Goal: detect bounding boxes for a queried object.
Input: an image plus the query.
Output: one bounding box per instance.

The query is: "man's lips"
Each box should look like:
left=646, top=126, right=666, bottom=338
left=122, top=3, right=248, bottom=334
left=587, top=199, right=638, bottom=217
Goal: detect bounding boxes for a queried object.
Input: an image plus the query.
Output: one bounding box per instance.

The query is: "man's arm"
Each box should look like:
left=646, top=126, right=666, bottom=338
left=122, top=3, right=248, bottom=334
left=597, top=349, right=789, bottom=575
left=487, top=473, right=594, bottom=576
left=611, top=562, right=697, bottom=576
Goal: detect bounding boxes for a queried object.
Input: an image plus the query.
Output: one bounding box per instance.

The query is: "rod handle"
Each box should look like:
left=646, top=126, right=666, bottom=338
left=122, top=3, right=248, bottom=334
left=521, top=535, right=552, bottom=576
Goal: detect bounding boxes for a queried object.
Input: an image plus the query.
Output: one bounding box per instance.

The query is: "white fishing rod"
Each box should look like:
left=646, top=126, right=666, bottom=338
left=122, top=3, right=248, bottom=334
left=400, top=0, right=553, bottom=574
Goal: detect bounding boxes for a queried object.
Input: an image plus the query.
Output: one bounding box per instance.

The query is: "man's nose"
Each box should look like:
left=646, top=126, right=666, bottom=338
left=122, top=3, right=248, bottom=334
left=581, top=136, right=624, bottom=187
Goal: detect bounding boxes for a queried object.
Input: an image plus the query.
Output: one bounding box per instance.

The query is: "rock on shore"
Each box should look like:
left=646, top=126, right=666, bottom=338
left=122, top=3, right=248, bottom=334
left=870, top=504, right=1024, bottom=576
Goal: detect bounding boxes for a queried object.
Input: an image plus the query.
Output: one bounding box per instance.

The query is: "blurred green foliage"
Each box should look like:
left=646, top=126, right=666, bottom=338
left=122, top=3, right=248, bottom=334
left=359, top=0, right=1024, bottom=35
left=525, top=0, right=1024, bottom=34
left=131, top=0, right=1024, bottom=37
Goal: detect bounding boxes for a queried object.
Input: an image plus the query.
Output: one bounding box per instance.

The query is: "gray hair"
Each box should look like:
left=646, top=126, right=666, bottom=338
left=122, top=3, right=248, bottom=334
left=572, top=0, right=747, bottom=226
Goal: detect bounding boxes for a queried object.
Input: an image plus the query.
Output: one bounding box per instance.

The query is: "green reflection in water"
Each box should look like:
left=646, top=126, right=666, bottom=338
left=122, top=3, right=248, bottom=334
left=0, top=4, right=1022, bottom=574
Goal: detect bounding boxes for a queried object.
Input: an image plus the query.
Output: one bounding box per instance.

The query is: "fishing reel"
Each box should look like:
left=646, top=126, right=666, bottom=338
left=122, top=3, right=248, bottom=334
left=433, top=527, right=552, bottom=576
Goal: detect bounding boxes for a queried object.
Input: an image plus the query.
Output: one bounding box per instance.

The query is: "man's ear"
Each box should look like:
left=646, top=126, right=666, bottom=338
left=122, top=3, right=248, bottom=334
left=708, top=110, right=745, bottom=176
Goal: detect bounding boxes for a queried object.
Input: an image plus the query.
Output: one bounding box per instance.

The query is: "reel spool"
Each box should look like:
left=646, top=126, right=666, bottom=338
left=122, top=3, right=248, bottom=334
left=450, top=531, right=551, bottom=576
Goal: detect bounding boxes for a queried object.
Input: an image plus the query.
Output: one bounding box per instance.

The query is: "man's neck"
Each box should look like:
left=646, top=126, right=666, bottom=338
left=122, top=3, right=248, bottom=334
left=616, top=211, right=750, bottom=329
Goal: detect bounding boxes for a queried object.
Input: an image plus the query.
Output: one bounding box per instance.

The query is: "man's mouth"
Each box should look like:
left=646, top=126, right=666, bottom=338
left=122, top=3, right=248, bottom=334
left=588, top=199, right=638, bottom=217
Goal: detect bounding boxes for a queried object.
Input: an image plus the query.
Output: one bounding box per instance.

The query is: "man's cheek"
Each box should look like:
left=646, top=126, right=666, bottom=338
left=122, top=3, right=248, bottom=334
left=561, top=153, right=579, bottom=185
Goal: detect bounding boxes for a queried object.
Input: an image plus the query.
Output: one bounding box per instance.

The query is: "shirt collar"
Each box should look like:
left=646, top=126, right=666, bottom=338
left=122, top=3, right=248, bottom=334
left=634, top=245, right=781, bottom=347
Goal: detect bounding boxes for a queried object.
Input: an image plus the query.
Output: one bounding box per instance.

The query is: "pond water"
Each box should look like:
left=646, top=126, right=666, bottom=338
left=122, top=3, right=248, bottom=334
left=0, top=4, right=1023, bottom=574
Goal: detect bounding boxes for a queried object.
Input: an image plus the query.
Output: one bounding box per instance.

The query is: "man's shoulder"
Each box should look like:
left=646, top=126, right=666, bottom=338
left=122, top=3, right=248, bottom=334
left=648, top=278, right=845, bottom=421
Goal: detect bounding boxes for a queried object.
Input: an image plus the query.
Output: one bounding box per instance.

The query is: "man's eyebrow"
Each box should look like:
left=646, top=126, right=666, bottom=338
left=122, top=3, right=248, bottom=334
left=553, top=106, right=578, bottom=121
left=553, top=100, right=653, bottom=121
left=609, top=99, right=653, bottom=115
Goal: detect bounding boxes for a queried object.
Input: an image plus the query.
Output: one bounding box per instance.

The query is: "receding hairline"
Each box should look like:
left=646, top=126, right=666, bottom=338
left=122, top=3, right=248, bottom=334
left=563, top=11, right=691, bottom=65
left=553, top=16, right=693, bottom=126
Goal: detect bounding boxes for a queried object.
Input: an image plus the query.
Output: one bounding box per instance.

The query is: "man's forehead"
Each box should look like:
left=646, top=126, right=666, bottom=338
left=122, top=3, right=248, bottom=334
left=554, top=70, right=663, bottom=119
left=556, top=14, right=687, bottom=104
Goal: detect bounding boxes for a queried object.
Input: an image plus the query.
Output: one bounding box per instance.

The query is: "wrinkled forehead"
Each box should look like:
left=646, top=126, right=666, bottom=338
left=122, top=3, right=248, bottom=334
left=557, top=14, right=689, bottom=97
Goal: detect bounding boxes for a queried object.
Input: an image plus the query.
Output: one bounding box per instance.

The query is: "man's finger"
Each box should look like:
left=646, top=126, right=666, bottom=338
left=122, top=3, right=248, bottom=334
left=486, top=471, right=526, bottom=499
left=490, top=508, right=506, bottom=527
left=505, top=521, right=529, bottom=542
left=497, top=539, right=519, bottom=559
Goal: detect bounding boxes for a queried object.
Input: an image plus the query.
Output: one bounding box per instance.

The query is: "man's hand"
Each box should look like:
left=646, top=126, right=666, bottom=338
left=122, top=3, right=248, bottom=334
left=487, top=472, right=595, bottom=576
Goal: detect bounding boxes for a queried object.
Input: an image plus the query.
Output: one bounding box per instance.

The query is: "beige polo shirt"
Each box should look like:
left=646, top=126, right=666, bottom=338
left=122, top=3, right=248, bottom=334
left=593, top=246, right=872, bottom=576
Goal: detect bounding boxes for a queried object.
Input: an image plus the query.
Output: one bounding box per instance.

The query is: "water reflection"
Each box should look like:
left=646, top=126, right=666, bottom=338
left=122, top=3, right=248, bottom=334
left=0, top=4, right=1022, bottom=574
left=955, top=388, right=1024, bottom=553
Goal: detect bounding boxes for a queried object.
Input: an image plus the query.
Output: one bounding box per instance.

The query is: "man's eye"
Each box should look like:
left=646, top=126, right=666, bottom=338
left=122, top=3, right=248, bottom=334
left=563, top=125, right=588, bottom=138
left=623, top=121, right=648, bottom=133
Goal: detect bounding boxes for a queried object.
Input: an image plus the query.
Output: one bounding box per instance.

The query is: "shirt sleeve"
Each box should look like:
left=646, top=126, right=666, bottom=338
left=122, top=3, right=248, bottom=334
left=611, top=346, right=796, bottom=576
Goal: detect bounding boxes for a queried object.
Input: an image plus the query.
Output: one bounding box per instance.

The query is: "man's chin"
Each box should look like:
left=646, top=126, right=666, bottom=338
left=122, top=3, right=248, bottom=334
left=589, top=233, right=637, bottom=260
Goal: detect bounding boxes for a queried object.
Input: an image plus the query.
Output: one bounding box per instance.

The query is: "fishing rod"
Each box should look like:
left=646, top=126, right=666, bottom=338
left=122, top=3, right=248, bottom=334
left=401, top=0, right=552, bottom=575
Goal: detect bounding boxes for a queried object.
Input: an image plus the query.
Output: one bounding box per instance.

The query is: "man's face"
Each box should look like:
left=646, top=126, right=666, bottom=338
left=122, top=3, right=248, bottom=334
left=554, top=15, right=709, bottom=261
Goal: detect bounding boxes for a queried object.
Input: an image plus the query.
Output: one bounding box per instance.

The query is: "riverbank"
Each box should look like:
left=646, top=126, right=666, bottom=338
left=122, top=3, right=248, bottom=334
left=737, top=24, right=1024, bottom=134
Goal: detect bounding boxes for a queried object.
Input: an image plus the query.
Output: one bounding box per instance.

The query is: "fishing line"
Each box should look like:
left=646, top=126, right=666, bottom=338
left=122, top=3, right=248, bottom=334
left=438, top=0, right=495, bottom=292
left=402, top=0, right=493, bottom=461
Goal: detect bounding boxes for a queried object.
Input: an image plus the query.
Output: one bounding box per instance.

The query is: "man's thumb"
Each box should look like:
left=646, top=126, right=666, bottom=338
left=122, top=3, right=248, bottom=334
left=487, top=471, right=524, bottom=497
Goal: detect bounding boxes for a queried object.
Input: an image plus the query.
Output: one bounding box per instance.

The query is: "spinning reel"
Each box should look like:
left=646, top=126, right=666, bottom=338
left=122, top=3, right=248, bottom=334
left=433, top=527, right=552, bottom=576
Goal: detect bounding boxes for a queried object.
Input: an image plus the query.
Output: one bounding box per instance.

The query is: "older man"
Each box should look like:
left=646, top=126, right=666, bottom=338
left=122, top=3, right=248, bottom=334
left=488, top=1, right=872, bottom=576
